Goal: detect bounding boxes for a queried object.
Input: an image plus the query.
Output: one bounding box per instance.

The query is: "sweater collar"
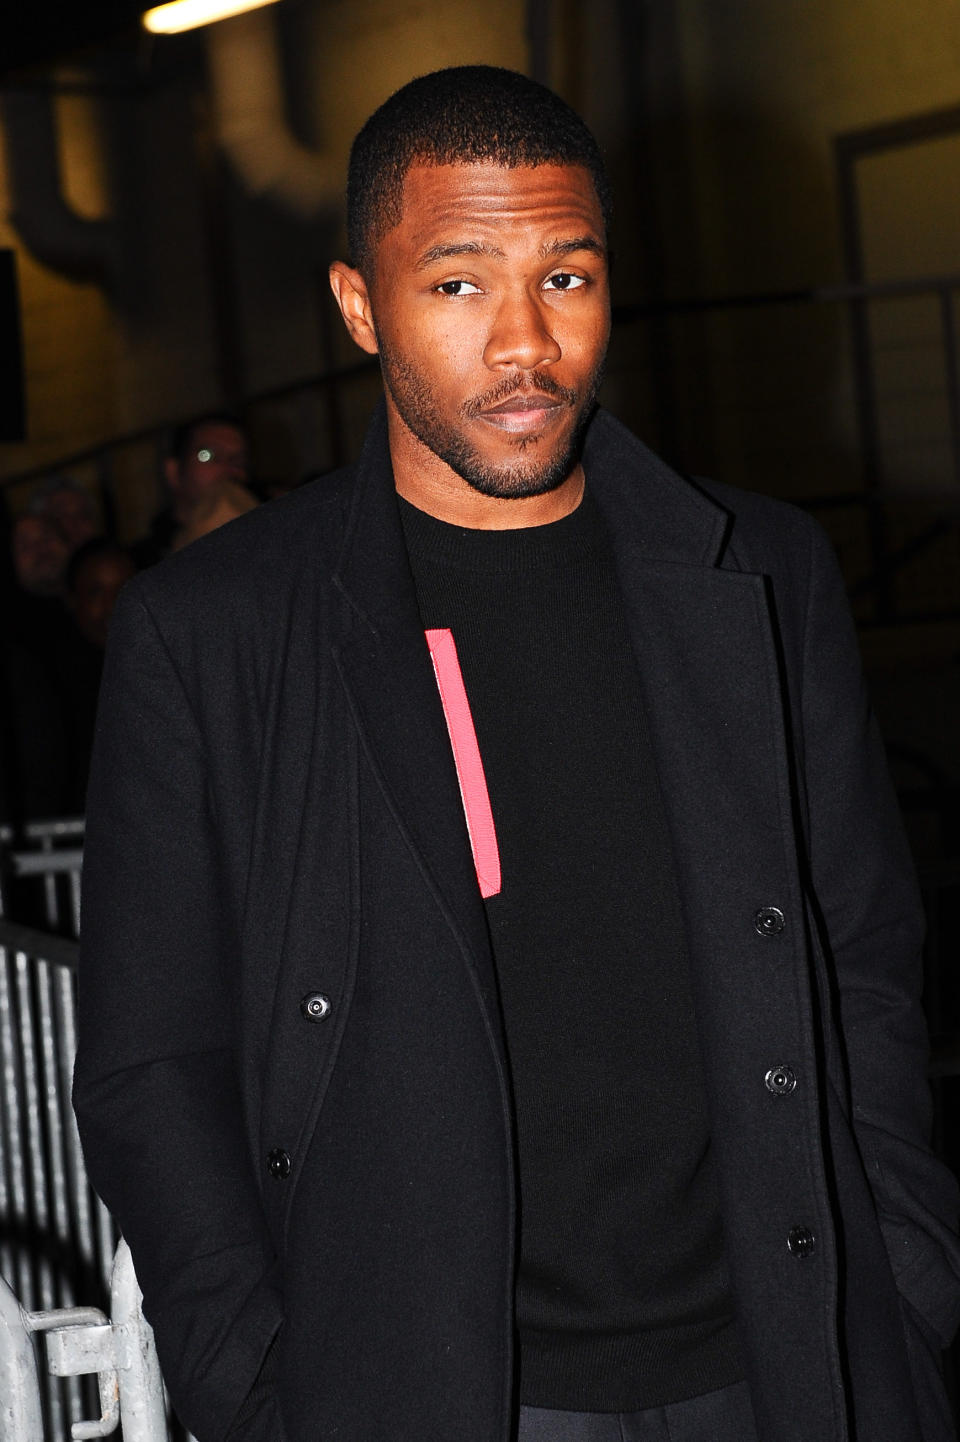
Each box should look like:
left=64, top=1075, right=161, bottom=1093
left=333, top=400, right=732, bottom=637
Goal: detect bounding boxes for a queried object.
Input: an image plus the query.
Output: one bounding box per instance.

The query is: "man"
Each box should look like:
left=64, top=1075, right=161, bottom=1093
left=10, top=510, right=70, bottom=602
left=56, top=538, right=136, bottom=810
left=74, top=67, right=960, bottom=1442
left=172, top=477, right=259, bottom=552
left=1, top=512, right=71, bottom=823
left=29, top=474, right=100, bottom=556
left=131, top=412, right=250, bottom=565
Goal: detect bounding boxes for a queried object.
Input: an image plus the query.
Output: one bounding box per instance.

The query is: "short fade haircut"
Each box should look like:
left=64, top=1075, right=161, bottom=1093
left=347, top=65, right=612, bottom=276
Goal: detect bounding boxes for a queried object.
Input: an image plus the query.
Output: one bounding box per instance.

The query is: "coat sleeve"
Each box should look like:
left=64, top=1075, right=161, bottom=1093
left=797, top=516, right=960, bottom=1346
left=73, top=582, right=284, bottom=1442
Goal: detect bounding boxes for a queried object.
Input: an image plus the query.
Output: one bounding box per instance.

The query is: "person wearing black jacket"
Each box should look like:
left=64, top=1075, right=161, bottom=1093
left=75, top=67, right=960, bottom=1442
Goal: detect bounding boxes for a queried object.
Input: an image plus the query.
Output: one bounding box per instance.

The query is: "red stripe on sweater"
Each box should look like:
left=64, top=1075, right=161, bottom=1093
left=424, top=628, right=502, bottom=899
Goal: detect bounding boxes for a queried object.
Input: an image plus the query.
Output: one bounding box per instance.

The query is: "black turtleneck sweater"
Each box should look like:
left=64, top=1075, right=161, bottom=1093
left=400, top=490, right=742, bottom=1412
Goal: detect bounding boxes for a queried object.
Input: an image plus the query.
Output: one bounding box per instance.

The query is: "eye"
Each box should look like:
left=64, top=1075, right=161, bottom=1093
left=436, top=279, right=481, bottom=296
left=544, top=272, right=586, bottom=291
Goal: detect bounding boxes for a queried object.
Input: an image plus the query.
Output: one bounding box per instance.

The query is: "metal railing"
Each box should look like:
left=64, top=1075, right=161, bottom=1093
left=0, top=902, right=201, bottom=1441
left=0, top=917, right=116, bottom=1438
left=0, top=820, right=84, bottom=940
left=0, top=1239, right=169, bottom=1441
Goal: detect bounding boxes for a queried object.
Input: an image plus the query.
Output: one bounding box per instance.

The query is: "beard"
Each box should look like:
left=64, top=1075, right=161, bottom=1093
left=377, top=340, right=604, bottom=499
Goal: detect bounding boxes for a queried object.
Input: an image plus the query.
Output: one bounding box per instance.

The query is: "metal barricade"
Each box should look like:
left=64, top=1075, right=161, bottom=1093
left=0, top=823, right=85, bottom=941
left=0, top=919, right=116, bottom=1437
left=0, top=1238, right=170, bottom=1441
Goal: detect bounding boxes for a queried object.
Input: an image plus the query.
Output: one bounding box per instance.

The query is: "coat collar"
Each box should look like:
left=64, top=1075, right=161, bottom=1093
left=328, top=401, right=743, bottom=1040
left=332, top=401, right=421, bottom=643
left=332, top=400, right=735, bottom=630
left=582, top=407, right=733, bottom=571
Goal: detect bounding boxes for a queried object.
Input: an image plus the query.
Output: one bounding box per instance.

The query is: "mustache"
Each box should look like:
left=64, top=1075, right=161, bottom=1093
left=462, top=372, right=579, bottom=417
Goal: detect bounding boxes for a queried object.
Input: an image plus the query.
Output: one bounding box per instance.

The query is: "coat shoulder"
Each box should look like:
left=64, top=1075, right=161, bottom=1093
left=693, top=472, right=822, bottom=552
left=690, top=473, right=835, bottom=583
left=588, top=406, right=832, bottom=579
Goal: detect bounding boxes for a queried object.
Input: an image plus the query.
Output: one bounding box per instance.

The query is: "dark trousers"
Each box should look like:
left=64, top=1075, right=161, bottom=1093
left=517, top=1380, right=758, bottom=1442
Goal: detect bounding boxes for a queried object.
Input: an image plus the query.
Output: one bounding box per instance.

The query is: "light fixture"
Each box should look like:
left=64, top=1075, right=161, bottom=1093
left=142, top=0, right=281, bottom=34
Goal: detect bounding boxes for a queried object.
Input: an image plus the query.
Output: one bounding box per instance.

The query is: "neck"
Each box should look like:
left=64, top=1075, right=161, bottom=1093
left=395, top=467, right=585, bottom=530
left=387, top=408, right=585, bottom=531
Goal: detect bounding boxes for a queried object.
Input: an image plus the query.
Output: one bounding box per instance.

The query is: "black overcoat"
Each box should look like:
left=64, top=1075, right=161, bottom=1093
left=74, top=405, right=960, bottom=1442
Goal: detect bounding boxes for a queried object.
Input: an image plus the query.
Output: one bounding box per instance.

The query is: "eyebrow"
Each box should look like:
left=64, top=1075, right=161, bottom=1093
left=416, top=241, right=506, bottom=269
left=415, top=235, right=606, bottom=270
left=539, top=236, right=606, bottom=260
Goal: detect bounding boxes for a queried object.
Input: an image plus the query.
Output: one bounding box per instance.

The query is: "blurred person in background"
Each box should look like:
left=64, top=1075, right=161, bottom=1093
left=1, top=510, right=70, bottom=823
left=29, top=474, right=99, bottom=557
left=64, top=538, right=135, bottom=652
left=173, top=478, right=259, bottom=551
left=8, top=511, right=72, bottom=656
left=133, top=414, right=252, bottom=567
left=54, top=538, right=135, bottom=811
left=11, top=511, right=69, bottom=601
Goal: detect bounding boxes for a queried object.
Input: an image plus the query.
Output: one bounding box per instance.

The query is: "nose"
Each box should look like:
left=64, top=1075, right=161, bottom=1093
left=483, top=289, right=562, bottom=371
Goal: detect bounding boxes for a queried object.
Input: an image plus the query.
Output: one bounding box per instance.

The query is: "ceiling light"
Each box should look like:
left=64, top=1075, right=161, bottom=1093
left=142, top=0, right=281, bottom=34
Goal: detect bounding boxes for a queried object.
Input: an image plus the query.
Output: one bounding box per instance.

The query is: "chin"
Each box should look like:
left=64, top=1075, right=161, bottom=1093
left=453, top=439, right=582, bottom=501
left=461, top=468, right=570, bottom=500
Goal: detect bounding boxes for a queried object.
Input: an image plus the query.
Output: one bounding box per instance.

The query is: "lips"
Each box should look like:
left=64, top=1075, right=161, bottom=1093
left=483, top=393, right=561, bottom=413
left=476, top=391, right=566, bottom=434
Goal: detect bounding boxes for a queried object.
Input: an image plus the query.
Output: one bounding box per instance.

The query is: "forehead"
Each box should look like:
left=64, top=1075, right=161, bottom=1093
left=382, top=161, right=605, bottom=262
left=15, top=516, right=57, bottom=541
left=49, top=488, right=88, bottom=511
left=190, top=423, right=245, bottom=452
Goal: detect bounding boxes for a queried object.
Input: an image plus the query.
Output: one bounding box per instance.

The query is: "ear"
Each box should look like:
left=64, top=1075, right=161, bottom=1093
left=329, top=262, right=379, bottom=356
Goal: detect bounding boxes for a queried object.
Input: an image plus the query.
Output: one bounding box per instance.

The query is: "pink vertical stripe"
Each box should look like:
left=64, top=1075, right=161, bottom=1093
left=424, top=628, right=502, bottom=899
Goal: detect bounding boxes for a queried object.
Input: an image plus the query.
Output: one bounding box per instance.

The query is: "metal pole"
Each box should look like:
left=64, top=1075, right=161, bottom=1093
left=0, top=1272, right=44, bottom=1441
left=108, top=1241, right=168, bottom=1442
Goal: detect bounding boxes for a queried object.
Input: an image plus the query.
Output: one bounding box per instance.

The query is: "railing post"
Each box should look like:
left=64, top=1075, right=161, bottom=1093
left=107, top=1240, right=168, bottom=1442
left=3, top=1240, right=171, bottom=1442
left=40, top=1240, right=168, bottom=1441
left=0, top=1271, right=44, bottom=1441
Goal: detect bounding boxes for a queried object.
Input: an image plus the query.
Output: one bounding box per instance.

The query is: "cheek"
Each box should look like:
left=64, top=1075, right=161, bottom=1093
left=562, top=305, right=610, bottom=360
left=413, top=308, right=479, bottom=375
left=385, top=312, right=479, bottom=400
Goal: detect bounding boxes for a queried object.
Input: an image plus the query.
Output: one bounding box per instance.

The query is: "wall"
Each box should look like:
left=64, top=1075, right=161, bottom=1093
left=0, top=0, right=527, bottom=527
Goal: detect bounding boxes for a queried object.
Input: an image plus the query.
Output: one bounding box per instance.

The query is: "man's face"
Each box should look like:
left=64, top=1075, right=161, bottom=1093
left=12, top=515, right=69, bottom=596
left=71, top=551, right=135, bottom=648
left=168, top=423, right=249, bottom=510
left=44, top=488, right=97, bottom=552
left=331, top=162, right=610, bottom=519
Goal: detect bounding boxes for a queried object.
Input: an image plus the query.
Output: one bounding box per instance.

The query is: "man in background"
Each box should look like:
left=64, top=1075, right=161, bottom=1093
left=29, top=475, right=99, bottom=557
left=55, top=538, right=135, bottom=810
left=132, top=413, right=251, bottom=566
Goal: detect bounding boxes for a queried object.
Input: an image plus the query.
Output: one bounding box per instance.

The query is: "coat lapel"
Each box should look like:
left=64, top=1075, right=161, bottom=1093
left=331, top=406, right=499, bottom=1013
left=585, top=411, right=808, bottom=1042
left=329, top=404, right=808, bottom=1061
